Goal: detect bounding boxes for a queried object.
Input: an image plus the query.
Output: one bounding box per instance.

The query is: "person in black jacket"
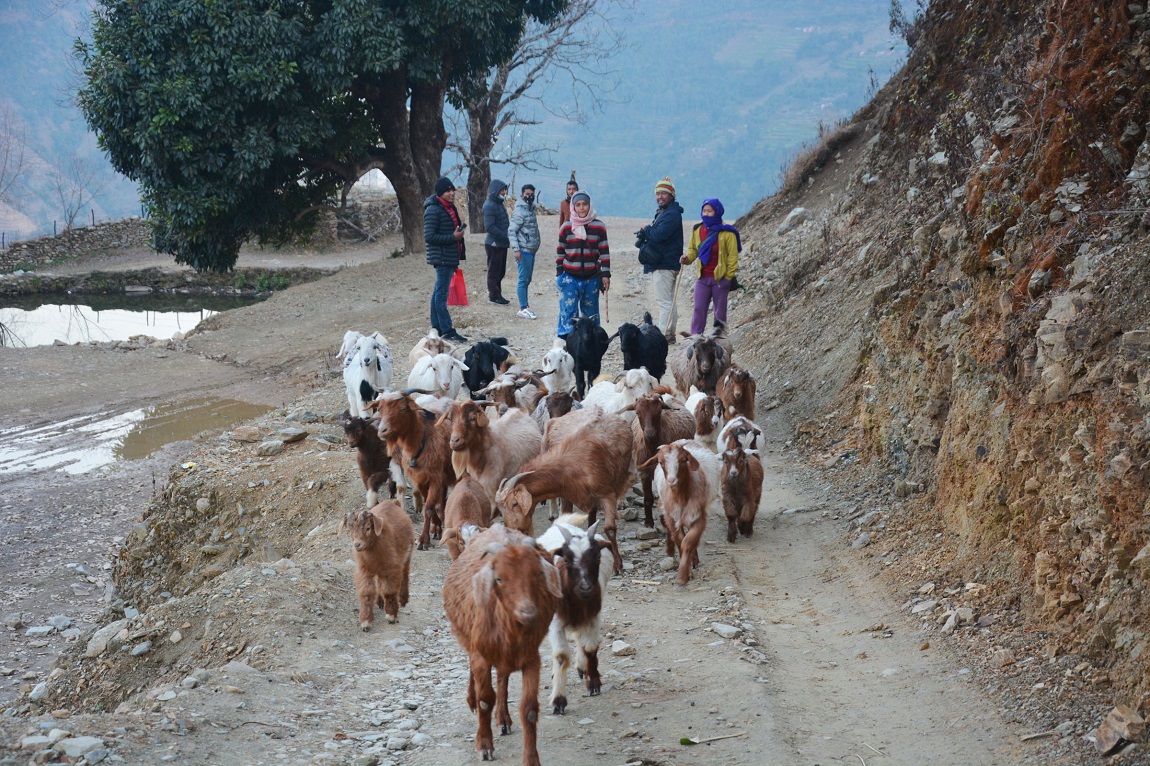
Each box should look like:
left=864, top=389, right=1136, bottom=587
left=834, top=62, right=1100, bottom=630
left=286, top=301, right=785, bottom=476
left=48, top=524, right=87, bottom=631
left=424, top=177, right=468, bottom=343
left=482, top=178, right=511, bottom=305
left=637, top=177, right=684, bottom=342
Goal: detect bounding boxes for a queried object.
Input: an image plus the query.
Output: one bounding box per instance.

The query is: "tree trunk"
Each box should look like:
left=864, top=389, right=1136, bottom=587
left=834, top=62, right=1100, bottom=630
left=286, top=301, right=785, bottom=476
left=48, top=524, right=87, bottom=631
left=465, top=97, right=499, bottom=233
left=359, top=73, right=451, bottom=256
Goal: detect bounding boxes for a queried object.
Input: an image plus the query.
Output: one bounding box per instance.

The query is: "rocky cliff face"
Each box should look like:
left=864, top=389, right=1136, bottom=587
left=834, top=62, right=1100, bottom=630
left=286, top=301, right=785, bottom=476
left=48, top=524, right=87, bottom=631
left=735, top=0, right=1150, bottom=697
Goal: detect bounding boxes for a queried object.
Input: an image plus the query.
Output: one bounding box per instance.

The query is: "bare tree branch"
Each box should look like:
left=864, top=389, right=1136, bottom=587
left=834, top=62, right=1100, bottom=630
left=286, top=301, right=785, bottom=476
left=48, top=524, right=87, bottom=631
left=51, top=154, right=105, bottom=228
left=0, top=104, right=29, bottom=207
left=450, top=0, right=633, bottom=229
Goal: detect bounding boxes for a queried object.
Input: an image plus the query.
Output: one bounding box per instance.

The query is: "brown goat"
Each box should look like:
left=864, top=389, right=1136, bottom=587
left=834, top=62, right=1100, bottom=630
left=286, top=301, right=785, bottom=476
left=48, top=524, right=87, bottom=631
left=671, top=321, right=734, bottom=396
left=446, top=399, right=542, bottom=502
left=443, top=525, right=561, bottom=766
left=442, top=475, right=494, bottom=560
left=721, top=446, right=764, bottom=542
left=344, top=417, right=399, bottom=507
left=623, top=395, right=695, bottom=527
left=642, top=439, right=721, bottom=586
left=368, top=391, right=457, bottom=550
left=715, top=364, right=756, bottom=420
left=339, top=500, right=414, bottom=630
left=496, top=411, right=632, bottom=574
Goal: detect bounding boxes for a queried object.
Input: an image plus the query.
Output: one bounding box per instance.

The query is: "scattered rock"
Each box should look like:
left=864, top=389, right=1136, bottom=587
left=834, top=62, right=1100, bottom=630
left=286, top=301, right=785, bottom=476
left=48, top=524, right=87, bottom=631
left=21, top=736, right=51, bottom=751
left=710, top=623, right=743, bottom=640
left=130, top=641, right=151, bottom=656
left=231, top=426, right=262, bottom=442
left=851, top=533, right=871, bottom=549
left=776, top=207, right=811, bottom=235
left=47, top=615, right=71, bottom=630
left=28, top=682, right=48, bottom=701
left=256, top=440, right=285, bottom=456
left=657, top=557, right=676, bottom=571
left=1094, top=705, right=1146, bottom=755
left=85, top=620, right=129, bottom=658
left=54, top=737, right=105, bottom=759
left=611, top=640, right=636, bottom=656
left=635, top=527, right=660, bottom=541
left=276, top=427, right=308, bottom=443
left=5, top=612, right=24, bottom=630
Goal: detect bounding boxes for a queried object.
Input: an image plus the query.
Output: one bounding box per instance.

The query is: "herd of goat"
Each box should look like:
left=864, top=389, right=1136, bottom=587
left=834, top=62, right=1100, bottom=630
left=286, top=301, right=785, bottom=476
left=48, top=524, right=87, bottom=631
left=335, top=313, right=763, bottom=766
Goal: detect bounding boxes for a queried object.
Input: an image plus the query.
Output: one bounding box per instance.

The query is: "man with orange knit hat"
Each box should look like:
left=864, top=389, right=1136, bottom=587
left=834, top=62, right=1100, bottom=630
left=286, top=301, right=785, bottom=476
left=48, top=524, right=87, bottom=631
left=636, top=176, right=684, bottom=341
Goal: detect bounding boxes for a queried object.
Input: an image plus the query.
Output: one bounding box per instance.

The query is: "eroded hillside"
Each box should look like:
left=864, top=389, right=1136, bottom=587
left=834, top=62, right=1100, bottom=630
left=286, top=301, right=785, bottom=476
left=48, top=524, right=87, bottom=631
left=734, top=0, right=1150, bottom=704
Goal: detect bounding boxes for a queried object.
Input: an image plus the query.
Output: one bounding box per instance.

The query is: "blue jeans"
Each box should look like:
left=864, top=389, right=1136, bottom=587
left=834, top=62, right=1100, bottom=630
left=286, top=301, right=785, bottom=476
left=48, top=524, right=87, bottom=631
left=556, top=272, right=601, bottom=336
left=431, top=265, right=455, bottom=334
left=516, top=251, right=536, bottom=309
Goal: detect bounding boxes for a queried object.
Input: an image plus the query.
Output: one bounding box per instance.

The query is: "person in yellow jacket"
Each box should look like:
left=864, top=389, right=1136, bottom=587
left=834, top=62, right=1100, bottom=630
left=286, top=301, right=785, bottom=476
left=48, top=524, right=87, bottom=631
left=679, top=198, right=741, bottom=334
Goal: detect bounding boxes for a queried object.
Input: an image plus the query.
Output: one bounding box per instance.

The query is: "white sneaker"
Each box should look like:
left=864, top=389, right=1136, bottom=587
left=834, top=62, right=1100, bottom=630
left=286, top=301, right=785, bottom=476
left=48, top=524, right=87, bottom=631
left=517, top=307, right=537, bottom=320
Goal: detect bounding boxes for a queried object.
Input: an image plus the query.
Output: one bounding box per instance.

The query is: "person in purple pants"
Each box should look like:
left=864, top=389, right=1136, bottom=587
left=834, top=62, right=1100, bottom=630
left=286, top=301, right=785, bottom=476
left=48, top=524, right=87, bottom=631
left=680, top=198, right=741, bottom=335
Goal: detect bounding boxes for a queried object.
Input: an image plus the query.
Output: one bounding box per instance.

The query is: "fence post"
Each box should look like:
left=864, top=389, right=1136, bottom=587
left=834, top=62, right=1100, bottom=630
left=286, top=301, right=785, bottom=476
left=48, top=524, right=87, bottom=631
left=54, top=221, right=57, bottom=236
left=91, top=209, right=95, bottom=227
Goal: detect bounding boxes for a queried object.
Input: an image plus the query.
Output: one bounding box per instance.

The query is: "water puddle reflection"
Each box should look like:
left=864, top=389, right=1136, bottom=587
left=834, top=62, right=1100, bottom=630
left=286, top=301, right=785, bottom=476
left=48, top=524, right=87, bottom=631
left=0, top=398, right=271, bottom=476
left=0, top=295, right=264, bottom=348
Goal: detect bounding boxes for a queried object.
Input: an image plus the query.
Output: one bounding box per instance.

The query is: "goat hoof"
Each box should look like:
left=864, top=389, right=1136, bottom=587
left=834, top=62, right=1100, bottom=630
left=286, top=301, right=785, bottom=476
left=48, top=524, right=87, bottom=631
left=360, top=624, right=371, bottom=632
left=387, top=615, right=398, bottom=624
left=576, top=669, right=584, bottom=680
left=552, top=697, right=567, bottom=715
left=481, top=749, right=495, bottom=761
left=500, top=724, right=511, bottom=736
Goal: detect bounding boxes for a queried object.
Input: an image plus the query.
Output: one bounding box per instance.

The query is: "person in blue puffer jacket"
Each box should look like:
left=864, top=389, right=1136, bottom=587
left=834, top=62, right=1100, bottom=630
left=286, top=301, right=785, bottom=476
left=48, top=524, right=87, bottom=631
left=482, top=178, right=511, bottom=305
left=424, top=177, right=468, bottom=343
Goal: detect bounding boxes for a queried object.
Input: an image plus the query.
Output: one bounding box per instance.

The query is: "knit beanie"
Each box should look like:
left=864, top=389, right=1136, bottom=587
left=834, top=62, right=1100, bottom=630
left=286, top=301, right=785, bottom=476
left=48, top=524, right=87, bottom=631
left=655, top=177, right=675, bottom=197
left=434, top=177, right=455, bottom=196
left=571, top=191, right=591, bottom=206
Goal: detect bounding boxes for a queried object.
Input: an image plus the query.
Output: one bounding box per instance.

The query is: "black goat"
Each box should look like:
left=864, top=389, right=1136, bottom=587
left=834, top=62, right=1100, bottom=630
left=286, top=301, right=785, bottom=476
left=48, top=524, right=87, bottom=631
left=608, top=311, right=669, bottom=381
left=462, top=337, right=514, bottom=399
left=565, top=314, right=610, bottom=399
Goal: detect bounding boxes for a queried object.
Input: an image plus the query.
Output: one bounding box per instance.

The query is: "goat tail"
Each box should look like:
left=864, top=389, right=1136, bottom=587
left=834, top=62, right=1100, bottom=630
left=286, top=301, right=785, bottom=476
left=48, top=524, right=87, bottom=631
left=643, top=311, right=654, bottom=325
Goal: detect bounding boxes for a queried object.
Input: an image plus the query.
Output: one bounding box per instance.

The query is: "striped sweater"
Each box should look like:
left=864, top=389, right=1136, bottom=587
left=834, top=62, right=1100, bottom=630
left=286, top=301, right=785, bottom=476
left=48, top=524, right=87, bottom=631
left=556, top=219, right=610, bottom=279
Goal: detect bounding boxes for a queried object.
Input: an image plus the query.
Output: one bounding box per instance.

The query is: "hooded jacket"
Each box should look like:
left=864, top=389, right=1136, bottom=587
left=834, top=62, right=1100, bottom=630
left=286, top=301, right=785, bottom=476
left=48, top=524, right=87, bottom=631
left=424, top=195, right=465, bottom=268
left=482, top=178, right=510, bottom=248
left=508, top=196, right=541, bottom=253
left=640, top=200, right=684, bottom=274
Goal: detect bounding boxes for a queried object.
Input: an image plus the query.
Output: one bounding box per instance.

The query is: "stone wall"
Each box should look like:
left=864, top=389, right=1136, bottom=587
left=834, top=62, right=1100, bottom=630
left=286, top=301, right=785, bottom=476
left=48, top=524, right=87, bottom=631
left=0, top=219, right=151, bottom=273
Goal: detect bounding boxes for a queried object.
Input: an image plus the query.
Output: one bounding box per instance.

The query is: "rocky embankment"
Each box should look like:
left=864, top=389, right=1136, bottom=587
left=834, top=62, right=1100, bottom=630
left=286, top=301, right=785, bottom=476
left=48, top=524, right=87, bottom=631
left=728, top=0, right=1150, bottom=726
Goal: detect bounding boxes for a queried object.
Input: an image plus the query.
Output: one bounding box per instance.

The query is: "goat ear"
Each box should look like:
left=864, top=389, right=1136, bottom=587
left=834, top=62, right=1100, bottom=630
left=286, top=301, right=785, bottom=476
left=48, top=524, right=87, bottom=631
left=363, top=399, right=381, bottom=414
left=455, top=359, right=470, bottom=371
left=434, top=409, right=451, bottom=427
left=472, top=564, right=496, bottom=606
left=541, top=559, right=563, bottom=600
left=617, top=403, right=635, bottom=414
left=638, top=455, right=659, bottom=470
left=337, top=515, right=349, bottom=536
left=686, top=452, right=700, bottom=471
left=475, top=408, right=489, bottom=428
left=371, top=513, right=384, bottom=536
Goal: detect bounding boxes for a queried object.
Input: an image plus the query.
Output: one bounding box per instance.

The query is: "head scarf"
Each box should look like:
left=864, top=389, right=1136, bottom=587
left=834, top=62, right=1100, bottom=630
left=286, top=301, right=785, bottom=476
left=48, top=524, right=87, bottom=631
left=569, top=191, right=596, bottom=240
left=697, top=198, right=741, bottom=266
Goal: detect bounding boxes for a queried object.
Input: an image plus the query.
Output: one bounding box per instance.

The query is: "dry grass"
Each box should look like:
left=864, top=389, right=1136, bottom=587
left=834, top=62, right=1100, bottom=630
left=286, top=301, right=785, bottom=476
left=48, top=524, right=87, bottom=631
left=776, top=121, right=865, bottom=198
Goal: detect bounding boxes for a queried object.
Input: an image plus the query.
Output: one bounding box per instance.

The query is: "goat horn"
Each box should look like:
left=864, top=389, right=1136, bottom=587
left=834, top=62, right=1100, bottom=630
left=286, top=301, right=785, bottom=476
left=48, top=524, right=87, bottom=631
left=403, top=388, right=433, bottom=396
left=586, top=520, right=600, bottom=540
left=559, top=525, right=574, bottom=544
left=503, top=471, right=534, bottom=490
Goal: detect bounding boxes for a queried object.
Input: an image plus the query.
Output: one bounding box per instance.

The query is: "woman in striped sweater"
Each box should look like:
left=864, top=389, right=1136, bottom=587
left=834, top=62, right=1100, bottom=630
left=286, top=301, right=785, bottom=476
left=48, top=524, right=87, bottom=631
left=555, top=191, right=610, bottom=337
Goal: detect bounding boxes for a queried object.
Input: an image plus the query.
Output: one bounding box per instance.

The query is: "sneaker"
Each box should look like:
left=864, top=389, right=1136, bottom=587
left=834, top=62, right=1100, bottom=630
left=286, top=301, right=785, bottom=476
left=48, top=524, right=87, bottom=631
left=517, top=307, right=537, bottom=320
left=443, top=330, right=468, bottom=343
left=489, top=296, right=510, bottom=305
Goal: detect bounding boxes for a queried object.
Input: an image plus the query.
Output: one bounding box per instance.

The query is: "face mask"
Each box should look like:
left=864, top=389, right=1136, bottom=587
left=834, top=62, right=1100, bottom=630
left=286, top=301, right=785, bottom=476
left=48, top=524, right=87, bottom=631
left=499, top=194, right=507, bottom=201
left=524, top=195, right=534, bottom=204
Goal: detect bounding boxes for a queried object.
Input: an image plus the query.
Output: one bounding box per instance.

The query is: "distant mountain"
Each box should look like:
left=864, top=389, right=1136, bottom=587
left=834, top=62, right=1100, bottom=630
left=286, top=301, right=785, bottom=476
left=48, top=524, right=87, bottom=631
left=1, top=0, right=905, bottom=241
left=471, top=0, right=907, bottom=219
left=0, top=1, right=139, bottom=238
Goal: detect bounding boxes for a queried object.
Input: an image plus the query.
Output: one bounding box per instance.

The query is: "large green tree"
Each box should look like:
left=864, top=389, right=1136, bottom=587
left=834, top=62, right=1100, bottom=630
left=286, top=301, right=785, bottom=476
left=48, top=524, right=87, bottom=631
left=76, top=0, right=566, bottom=271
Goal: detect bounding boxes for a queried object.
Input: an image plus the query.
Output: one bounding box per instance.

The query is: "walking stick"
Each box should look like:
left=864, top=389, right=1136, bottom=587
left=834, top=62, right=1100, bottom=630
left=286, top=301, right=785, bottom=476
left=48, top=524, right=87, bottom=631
left=665, top=267, right=686, bottom=336
left=603, top=286, right=609, bottom=323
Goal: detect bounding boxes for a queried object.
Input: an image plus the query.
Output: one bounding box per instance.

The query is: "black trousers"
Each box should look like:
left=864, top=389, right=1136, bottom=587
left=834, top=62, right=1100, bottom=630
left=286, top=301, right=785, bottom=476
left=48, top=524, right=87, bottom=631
left=485, top=244, right=507, bottom=300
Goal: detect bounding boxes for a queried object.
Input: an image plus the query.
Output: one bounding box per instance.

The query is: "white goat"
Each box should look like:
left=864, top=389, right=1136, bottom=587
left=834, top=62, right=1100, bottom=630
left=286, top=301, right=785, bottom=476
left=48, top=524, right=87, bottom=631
left=581, top=367, right=658, bottom=419
left=407, top=352, right=468, bottom=400
left=685, top=386, right=724, bottom=451
left=343, top=334, right=394, bottom=418
left=541, top=338, right=577, bottom=395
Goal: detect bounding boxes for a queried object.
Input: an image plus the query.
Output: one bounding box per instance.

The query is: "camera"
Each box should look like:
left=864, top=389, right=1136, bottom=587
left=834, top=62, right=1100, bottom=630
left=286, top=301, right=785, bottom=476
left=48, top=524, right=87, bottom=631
left=633, top=228, right=648, bottom=248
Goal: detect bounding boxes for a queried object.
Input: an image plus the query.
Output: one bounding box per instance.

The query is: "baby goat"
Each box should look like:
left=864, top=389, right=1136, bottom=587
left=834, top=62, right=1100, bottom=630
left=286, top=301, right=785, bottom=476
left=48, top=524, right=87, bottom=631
left=340, top=500, right=414, bottom=630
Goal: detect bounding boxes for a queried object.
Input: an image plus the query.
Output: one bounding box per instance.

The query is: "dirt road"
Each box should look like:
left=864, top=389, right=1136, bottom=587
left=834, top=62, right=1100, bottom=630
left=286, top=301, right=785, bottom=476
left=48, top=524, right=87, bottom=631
left=0, top=221, right=1043, bottom=764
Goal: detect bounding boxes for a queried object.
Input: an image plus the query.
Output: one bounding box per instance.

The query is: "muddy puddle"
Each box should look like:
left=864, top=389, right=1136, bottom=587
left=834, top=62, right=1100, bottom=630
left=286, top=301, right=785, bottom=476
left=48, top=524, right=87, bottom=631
left=0, top=398, right=271, bottom=476
left=0, top=294, right=264, bottom=348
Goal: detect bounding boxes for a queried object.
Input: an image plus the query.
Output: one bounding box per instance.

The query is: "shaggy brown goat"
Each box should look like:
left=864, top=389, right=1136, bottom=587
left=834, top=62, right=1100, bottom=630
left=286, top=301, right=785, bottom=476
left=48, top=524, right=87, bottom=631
left=715, top=364, right=757, bottom=420
left=368, top=391, right=457, bottom=550
left=623, top=394, right=695, bottom=527
left=339, top=500, right=414, bottom=630
left=721, top=446, right=764, bottom=542
left=344, top=417, right=399, bottom=507
left=442, top=525, right=561, bottom=766
left=441, top=475, right=494, bottom=560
